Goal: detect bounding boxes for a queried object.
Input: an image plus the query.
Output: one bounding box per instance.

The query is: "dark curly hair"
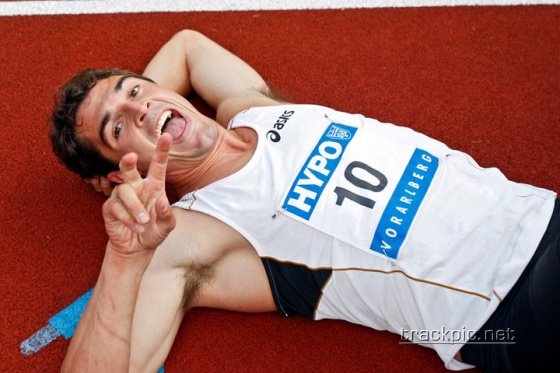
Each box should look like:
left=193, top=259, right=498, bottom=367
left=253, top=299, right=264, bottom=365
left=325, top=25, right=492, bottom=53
left=50, top=68, right=150, bottom=179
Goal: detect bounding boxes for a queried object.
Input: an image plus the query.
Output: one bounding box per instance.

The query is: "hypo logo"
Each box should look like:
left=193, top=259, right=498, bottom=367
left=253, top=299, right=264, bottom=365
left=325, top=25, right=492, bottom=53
left=283, top=123, right=356, bottom=220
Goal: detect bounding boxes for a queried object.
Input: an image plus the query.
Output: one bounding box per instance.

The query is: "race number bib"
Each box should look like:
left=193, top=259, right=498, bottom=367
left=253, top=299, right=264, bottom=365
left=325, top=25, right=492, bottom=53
left=281, top=122, right=439, bottom=261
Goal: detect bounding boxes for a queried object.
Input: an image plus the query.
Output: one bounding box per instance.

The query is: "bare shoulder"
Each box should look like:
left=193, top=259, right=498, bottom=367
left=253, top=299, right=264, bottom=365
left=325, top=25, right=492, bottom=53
left=148, top=207, right=275, bottom=312
left=151, top=207, right=248, bottom=268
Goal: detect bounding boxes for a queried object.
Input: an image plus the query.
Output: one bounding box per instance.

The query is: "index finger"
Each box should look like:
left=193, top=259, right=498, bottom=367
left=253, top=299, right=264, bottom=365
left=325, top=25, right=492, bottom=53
left=146, top=133, right=172, bottom=184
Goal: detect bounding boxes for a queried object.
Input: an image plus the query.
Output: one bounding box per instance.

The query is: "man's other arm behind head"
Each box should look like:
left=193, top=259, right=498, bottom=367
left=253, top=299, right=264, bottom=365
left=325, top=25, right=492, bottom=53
left=142, top=29, right=282, bottom=128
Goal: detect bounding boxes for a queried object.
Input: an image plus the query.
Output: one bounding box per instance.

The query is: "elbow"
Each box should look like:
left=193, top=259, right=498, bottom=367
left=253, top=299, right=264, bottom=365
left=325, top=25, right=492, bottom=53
left=170, top=29, right=206, bottom=46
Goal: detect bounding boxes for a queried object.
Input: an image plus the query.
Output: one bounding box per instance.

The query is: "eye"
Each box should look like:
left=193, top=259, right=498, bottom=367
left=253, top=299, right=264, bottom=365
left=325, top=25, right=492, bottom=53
left=114, top=121, right=123, bottom=139
left=131, top=85, right=140, bottom=98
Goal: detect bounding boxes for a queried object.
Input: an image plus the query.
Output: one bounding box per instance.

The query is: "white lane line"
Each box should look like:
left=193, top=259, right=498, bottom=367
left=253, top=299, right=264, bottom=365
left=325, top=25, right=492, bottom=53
left=0, top=0, right=558, bottom=16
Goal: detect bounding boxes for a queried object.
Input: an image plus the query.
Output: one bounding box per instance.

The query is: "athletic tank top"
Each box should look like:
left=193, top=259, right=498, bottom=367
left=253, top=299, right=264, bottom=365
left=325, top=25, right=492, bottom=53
left=173, top=104, right=555, bottom=370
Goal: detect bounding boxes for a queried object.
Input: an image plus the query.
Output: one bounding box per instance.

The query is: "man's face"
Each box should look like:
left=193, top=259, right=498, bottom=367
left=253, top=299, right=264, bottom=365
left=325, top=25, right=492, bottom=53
left=76, top=75, right=218, bottom=173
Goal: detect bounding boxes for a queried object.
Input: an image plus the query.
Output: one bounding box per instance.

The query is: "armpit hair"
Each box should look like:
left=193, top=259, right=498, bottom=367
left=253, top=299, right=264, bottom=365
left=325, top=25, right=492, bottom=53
left=181, top=261, right=216, bottom=311
left=258, top=83, right=291, bottom=104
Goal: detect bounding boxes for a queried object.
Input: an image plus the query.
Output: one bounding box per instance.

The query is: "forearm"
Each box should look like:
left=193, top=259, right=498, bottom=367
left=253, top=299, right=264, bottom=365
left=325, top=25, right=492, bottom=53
left=142, top=31, right=194, bottom=98
left=142, top=30, right=269, bottom=115
left=61, top=246, right=153, bottom=373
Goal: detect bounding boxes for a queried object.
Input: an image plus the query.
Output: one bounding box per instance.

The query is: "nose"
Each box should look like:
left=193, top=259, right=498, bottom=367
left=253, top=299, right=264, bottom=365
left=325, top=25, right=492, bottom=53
left=122, top=100, right=150, bottom=127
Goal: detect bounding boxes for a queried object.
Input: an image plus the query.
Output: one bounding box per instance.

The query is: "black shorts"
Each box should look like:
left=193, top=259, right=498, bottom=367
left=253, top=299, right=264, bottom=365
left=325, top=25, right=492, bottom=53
left=461, top=199, right=560, bottom=372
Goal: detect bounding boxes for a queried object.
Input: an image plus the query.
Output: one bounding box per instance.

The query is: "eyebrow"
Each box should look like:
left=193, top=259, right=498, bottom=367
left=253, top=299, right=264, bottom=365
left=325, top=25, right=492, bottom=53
left=99, top=75, right=132, bottom=147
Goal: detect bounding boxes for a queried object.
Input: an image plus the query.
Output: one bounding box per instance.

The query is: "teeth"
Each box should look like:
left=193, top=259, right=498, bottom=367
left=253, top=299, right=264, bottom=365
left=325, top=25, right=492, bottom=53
left=156, top=110, right=172, bottom=138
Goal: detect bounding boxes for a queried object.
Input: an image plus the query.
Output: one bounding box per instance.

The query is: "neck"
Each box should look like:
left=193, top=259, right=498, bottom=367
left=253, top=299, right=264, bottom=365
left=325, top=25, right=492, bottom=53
left=167, top=127, right=257, bottom=198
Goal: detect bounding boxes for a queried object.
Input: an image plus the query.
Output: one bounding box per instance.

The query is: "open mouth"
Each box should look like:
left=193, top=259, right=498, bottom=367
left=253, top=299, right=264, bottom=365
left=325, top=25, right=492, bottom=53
left=156, top=110, right=172, bottom=138
left=156, top=110, right=187, bottom=140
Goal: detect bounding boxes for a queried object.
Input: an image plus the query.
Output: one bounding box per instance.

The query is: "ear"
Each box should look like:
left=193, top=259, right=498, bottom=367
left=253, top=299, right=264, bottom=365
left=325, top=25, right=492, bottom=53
left=107, top=171, right=124, bottom=184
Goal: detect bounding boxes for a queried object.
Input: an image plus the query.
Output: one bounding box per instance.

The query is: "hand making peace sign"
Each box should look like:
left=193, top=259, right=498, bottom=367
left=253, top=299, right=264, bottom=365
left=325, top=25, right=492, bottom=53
left=102, top=133, right=177, bottom=256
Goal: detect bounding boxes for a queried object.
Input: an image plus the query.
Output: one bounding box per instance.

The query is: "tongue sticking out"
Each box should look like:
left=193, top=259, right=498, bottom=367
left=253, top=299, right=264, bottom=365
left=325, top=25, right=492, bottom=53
left=162, top=116, right=187, bottom=140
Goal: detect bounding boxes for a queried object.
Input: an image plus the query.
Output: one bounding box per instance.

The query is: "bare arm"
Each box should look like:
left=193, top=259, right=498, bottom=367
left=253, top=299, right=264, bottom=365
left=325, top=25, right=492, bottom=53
left=127, top=208, right=277, bottom=372
left=61, top=135, right=176, bottom=372
left=142, top=29, right=281, bottom=126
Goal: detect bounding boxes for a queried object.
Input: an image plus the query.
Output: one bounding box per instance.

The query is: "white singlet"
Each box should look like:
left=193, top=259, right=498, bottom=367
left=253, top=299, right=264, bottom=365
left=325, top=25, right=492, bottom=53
left=174, top=104, right=556, bottom=370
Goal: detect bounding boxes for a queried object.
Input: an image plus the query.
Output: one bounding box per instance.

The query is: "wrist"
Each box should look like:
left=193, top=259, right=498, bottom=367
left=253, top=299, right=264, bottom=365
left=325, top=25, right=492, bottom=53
left=104, top=242, right=154, bottom=272
left=96, top=244, right=153, bottom=310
